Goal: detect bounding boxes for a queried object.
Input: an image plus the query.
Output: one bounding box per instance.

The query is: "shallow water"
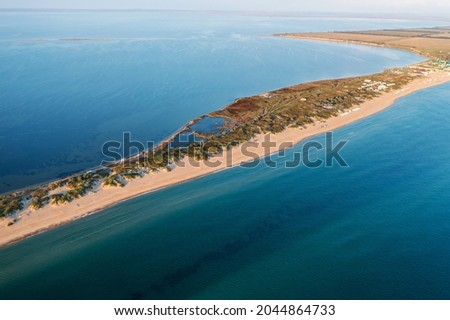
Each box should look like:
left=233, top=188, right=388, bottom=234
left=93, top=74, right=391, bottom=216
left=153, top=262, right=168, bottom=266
left=0, top=82, right=449, bottom=299
left=189, top=117, right=230, bottom=134
left=0, top=11, right=449, bottom=300
left=0, top=11, right=437, bottom=192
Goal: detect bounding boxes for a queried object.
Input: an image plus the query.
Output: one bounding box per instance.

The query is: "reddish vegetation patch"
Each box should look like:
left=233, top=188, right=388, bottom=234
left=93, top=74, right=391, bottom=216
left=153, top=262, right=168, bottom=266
left=222, top=97, right=260, bottom=114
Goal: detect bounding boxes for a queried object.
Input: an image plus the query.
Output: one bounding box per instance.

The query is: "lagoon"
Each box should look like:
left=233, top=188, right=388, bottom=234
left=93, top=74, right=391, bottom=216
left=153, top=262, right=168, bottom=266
left=0, top=11, right=449, bottom=299
left=0, top=11, right=438, bottom=192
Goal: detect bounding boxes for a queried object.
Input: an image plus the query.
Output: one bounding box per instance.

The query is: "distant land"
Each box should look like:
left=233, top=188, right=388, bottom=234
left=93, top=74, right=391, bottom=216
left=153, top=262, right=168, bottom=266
left=1, top=9, right=449, bottom=21
left=1, top=26, right=449, bottom=247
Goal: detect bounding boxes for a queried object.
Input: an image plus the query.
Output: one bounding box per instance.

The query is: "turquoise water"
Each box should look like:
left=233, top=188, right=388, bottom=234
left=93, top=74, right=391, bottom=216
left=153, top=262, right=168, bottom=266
left=1, top=12, right=450, bottom=299
left=0, top=10, right=439, bottom=192
left=1, top=83, right=450, bottom=299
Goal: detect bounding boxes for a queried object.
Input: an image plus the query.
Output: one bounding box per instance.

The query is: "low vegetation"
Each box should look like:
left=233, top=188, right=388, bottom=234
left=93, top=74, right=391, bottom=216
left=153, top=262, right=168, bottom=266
left=0, top=27, right=448, bottom=218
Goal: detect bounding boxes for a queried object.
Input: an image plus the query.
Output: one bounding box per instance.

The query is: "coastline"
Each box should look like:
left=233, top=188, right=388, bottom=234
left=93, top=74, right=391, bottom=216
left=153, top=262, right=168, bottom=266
left=1, top=69, right=449, bottom=248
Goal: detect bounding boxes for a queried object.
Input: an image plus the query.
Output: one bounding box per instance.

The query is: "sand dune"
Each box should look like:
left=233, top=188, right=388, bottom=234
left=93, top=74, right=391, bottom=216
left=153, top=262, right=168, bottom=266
left=1, top=69, right=449, bottom=247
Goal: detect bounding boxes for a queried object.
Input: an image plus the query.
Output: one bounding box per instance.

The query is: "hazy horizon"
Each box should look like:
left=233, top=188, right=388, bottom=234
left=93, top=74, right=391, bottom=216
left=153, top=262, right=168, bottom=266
left=0, top=9, right=449, bottom=23
left=0, top=0, right=450, bottom=18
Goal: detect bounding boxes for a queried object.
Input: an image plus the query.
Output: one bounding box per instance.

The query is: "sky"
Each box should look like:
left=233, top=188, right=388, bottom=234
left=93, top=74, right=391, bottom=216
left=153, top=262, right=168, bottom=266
left=0, top=0, right=450, bottom=17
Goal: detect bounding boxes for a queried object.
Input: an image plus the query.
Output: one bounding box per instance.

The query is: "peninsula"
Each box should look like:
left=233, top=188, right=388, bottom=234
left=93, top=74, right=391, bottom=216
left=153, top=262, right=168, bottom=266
left=1, top=27, right=449, bottom=247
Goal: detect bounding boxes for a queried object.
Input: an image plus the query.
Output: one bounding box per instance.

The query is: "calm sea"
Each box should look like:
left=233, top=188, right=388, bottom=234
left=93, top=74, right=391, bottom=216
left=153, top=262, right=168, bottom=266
left=0, top=10, right=441, bottom=192
left=0, top=11, right=449, bottom=299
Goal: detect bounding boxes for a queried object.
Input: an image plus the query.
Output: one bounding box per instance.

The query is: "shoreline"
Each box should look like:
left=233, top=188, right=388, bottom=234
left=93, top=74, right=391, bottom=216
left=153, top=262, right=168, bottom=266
left=1, top=68, right=449, bottom=248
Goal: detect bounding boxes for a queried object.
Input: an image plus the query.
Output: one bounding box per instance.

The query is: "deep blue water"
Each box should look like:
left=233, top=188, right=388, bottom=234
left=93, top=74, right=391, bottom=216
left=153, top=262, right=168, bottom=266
left=0, top=10, right=443, bottom=192
left=0, top=12, right=450, bottom=300
left=0, top=82, right=450, bottom=299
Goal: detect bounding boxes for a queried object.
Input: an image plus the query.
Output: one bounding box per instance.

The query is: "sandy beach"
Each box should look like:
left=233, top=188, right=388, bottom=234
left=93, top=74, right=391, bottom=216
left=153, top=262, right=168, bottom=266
left=1, top=69, right=449, bottom=247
